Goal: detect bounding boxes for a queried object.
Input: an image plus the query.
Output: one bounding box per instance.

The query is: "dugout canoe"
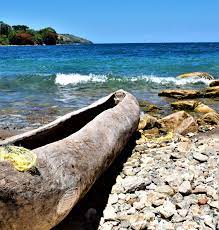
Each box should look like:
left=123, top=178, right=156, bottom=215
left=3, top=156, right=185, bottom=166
left=0, top=90, right=140, bottom=230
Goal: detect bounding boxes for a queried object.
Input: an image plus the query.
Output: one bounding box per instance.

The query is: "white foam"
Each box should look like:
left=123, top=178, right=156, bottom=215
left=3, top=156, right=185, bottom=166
left=55, top=73, right=106, bottom=85
left=55, top=73, right=212, bottom=86
left=137, top=75, right=212, bottom=85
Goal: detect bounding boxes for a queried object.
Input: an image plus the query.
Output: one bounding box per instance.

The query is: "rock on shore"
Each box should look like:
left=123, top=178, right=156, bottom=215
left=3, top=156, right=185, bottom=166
left=158, top=87, right=219, bottom=99
left=177, top=72, right=214, bottom=80
left=98, top=128, right=219, bottom=230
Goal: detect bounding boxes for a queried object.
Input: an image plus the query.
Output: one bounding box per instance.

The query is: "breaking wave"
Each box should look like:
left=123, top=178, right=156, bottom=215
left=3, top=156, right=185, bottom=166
left=55, top=73, right=213, bottom=86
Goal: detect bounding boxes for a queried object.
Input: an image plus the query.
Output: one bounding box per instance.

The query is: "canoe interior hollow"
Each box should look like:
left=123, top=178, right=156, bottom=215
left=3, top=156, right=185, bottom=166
left=6, top=93, right=123, bottom=150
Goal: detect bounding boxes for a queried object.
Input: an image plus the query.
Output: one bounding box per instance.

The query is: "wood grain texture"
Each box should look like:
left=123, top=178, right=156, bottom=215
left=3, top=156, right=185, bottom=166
left=0, top=90, right=140, bottom=230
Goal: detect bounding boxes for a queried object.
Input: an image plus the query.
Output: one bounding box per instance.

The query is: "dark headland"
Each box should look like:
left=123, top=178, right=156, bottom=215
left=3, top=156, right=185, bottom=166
left=0, top=21, right=92, bottom=45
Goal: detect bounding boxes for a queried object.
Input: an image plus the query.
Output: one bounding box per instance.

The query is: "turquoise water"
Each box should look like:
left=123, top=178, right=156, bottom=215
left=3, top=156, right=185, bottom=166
left=0, top=43, right=219, bottom=128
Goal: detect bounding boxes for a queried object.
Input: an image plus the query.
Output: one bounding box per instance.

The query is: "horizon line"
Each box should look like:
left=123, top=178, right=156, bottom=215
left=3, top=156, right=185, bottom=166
left=93, top=41, right=219, bottom=45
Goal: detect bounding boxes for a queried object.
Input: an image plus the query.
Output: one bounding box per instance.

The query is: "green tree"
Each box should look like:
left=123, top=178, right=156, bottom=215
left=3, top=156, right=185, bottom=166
left=12, top=25, right=29, bottom=32
left=0, top=36, right=9, bottom=45
left=9, top=33, right=34, bottom=45
left=34, top=33, right=43, bottom=45
left=39, top=27, right=58, bottom=45
left=0, top=21, right=12, bottom=36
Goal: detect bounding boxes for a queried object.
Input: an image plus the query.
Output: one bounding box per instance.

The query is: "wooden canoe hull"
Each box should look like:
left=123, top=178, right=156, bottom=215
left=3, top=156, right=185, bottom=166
left=0, top=90, right=140, bottom=230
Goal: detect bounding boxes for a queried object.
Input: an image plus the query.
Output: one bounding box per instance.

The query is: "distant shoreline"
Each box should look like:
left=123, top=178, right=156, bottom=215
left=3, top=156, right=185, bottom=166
left=0, top=43, right=92, bottom=47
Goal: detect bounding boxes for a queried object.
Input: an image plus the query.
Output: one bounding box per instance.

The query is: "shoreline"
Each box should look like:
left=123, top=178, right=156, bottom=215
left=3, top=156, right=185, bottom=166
left=54, top=127, right=219, bottom=229
left=0, top=86, right=218, bottom=229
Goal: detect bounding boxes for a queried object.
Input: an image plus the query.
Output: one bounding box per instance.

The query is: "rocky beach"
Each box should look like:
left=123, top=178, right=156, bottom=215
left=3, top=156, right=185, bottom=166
left=54, top=125, right=219, bottom=230
left=98, top=129, right=218, bottom=230
left=52, top=73, right=219, bottom=230
left=1, top=1, right=219, bottom=228
left=0, top=41, right=218, bottom=230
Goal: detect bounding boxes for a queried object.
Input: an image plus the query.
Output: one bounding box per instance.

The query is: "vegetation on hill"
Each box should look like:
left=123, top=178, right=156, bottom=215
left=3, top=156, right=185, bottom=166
left=58, top=34, right=92, bottom=44
left=0, top=21, right=92, bottom=45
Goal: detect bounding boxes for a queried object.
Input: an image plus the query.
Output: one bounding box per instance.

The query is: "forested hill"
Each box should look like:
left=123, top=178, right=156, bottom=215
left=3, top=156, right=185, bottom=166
left=0, top=21, right=92, bottom=45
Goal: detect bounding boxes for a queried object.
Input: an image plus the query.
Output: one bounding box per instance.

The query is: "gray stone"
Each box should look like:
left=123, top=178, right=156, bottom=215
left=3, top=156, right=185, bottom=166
left=103, top=206, right=117, bottom=220
left=209, top=201, right=219, bottom=209
left=157, top=200, right=176, bottom=218
left=120, top=221, right=130, bottom=228
left=203, top=215, right=215, bottom=229
left=178, top=181, right=192, bottom=194
left=121, top=176, right=151, bottom=193
left=129, top=214, right=148, bottom=230
left=177, top=209, right=188, bottom=217
left=156, top=185, right=175, bottom=196
left=143, top=210, right=155, bottom=221
left=193, top=152, right=208, bottom=162
left=108, top=194, right=118, bottom=205
left=157, top=220, right=175, bottom=230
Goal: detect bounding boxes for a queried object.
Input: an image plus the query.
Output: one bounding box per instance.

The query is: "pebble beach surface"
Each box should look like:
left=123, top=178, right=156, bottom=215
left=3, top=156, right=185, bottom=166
left=98, top=129, right=219, bottom=230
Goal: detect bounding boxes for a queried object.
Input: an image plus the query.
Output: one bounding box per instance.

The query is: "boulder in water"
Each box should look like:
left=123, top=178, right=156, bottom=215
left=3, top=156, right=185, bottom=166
left=171, top=100, right=197, bottom=110
left=158, top=89, right=200, bottom=99
left=177, top=72, right=214, bottom=80
left=202, top=86, right=219, bottom=98
left=159, top=87, right=219, bottom=99
left=209, top=80, right=219, bottom=87
left=194, top=102, right=215, bottom=113
left=171, top=100, right=215, bottom=113
left=199, top=112, right=219, bottom=125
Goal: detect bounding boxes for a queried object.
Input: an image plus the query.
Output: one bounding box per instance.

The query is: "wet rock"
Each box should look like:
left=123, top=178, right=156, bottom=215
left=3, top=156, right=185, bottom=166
left=194, top=102, right=215, bottom=113
left=171, top=100, right=197, bottom=110
left=177, top=72, right=214, bottom=80
left=158, top=89, right=200, bottom=99
left=199, top=112, right=219, bottom=125
left=138, top=100, right=161, bottom=112
left=209, top=80, right=219, bottom=87
left=159, top=86, right=219, bottom=99
left=171, top=100, right=215, bottom=113
left=203, top=86, right=219, bottom=97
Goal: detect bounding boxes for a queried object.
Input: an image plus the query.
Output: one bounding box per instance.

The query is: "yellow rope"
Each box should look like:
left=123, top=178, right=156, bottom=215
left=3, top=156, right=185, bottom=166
left=0, top=146, right=37, bottom=172
left=137, top=132, right=173, bottom=145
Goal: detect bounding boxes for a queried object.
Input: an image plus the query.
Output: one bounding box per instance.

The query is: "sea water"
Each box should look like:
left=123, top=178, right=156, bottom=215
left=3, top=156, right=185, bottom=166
left=0, top=43, right=218, bottom=128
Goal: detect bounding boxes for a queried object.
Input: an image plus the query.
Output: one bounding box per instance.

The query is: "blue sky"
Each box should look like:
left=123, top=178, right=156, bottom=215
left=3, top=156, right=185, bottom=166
left=1, top=0, right=219, bottom=43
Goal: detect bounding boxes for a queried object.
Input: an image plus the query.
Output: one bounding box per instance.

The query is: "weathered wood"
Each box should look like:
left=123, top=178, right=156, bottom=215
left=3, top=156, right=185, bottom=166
left=0, top=90, right=140, bottom=230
